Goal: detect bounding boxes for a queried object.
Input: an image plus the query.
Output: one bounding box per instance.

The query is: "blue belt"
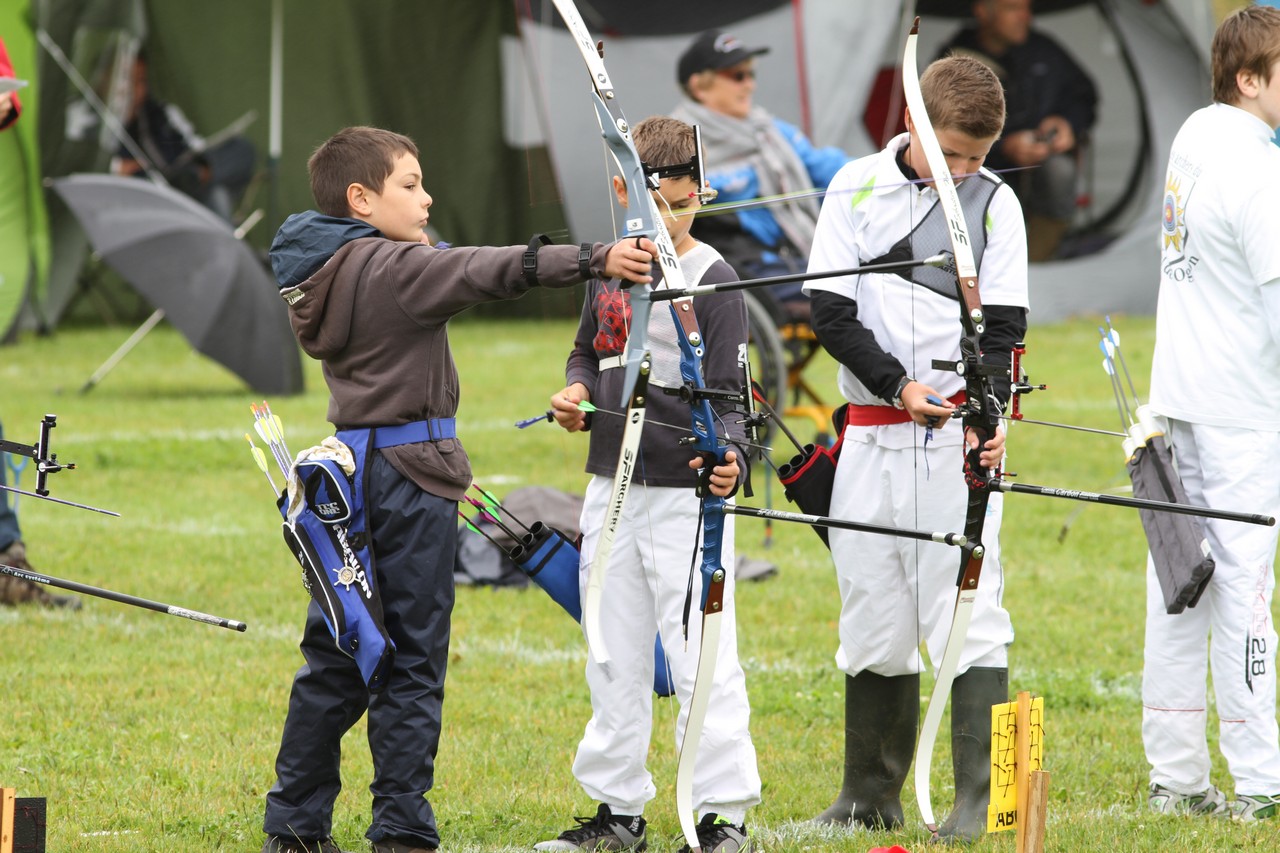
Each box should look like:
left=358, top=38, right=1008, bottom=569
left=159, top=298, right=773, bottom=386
left=372, top=418, right=457, bottom=448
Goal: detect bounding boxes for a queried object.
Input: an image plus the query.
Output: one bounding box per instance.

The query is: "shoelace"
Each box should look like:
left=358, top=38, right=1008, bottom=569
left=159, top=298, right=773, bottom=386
left=696, top=818, right=742, bottom=848
left=558, top=812, right=620, bottom=843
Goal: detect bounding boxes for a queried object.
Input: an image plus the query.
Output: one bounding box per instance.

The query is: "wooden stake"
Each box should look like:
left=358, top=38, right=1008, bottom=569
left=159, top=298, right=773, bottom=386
left=0, top=786, right=15, bottom=853
left=1014, top=691, right=1031, bottom=852
left=1024, top=770, right=1051, bottom=853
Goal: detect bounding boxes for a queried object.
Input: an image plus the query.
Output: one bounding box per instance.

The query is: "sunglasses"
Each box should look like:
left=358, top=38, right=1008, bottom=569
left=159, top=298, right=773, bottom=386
left=716, top=68, right=756, bottom=83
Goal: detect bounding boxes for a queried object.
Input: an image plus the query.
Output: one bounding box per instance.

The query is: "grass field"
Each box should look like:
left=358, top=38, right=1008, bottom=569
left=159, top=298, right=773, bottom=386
left=2, top=315, right=1278, bottom=852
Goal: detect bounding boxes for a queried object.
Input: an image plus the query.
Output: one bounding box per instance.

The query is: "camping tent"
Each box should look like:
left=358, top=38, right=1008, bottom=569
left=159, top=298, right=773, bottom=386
left=2, top=0, right=1215, bottom=340
left=515, top=0, right=1212, bottom=322
left=4, top=0, right=570, bottom=340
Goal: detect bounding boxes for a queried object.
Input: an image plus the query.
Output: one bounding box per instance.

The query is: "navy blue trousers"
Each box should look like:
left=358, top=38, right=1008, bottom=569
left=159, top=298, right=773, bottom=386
left=264, top=452, right=456, bottom=847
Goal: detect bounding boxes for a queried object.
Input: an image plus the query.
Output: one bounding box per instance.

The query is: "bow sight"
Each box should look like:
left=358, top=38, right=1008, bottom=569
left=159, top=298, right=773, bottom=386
left=0, top=413, right=118, bottom=517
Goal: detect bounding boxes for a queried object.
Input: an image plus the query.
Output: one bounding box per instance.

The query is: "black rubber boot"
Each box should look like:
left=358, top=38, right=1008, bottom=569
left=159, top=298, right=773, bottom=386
left=937, top=666, right=1008, bottom=843
left=812, top=670, right=920, bottom=828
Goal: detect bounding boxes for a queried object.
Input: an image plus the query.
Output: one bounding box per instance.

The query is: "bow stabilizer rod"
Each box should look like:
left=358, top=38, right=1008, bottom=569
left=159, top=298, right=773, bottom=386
left=0, top=562, right=247, bottom=631
left=722, top=504, right=967, bottom=545
left=650, top=254, right=948, bottom=301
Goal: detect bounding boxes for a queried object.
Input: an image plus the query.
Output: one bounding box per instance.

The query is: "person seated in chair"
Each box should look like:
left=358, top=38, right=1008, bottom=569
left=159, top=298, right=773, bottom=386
left=672, top=30, right=849, bottom=322
left=112, top=50, right=256, bottom=223
left=939, top=0, right=1097, bottom=261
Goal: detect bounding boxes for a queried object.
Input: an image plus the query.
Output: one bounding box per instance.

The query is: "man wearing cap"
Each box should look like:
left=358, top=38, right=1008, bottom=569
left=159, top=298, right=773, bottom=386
left=672, top=29, right=849, bottom=315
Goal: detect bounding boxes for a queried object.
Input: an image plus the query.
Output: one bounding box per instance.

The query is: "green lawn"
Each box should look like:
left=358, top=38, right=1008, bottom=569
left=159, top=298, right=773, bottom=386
left=1, top=316, right=1276, bottom=851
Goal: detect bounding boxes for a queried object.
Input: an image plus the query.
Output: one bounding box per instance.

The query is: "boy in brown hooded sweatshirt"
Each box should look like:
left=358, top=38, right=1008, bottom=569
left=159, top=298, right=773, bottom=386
left=260, top=125, right=656, bottom=853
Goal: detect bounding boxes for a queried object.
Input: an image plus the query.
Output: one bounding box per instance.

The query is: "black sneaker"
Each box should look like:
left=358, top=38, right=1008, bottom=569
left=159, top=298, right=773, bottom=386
left=676, top=813, right=751, bottom=853
left=260, top=835, right=346, bottom=853
left=371, top=839, right=437, bottom=852
left=534, top=803, right=647, bottom=851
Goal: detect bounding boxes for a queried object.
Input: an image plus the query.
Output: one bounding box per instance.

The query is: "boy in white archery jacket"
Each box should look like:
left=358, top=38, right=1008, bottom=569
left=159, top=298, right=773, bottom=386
left=261, top=125, right=658, bottom=853
left=1142, top=5, right=1280, bottom=822
left=803, top=55, right=1027, bottom=842
left=539, top=116, right=761, bottom=853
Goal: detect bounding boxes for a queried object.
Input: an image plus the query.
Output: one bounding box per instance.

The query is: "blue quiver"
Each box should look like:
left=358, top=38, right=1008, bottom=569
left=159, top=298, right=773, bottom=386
left=512, top=521, right=673, bottom=697
left=280, top=443, right=395, bottom=692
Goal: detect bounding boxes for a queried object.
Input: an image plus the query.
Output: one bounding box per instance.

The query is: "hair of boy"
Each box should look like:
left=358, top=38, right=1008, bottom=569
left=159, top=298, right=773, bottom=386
left=307, top=126, right=419, bottom=218
left=1211, top=5, right=1280, bottom=107
left=632, top=115, right=697, bottom=175
left=919, top=55, right=1006, bottom=142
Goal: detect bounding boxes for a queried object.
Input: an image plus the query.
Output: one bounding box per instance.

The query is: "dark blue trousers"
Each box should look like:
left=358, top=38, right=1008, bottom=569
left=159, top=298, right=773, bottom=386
left=264, top=452, right=456, bottom=848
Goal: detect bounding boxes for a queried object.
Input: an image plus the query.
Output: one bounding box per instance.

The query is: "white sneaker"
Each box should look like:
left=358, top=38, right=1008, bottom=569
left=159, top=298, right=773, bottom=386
left=1148, top=783, right=1228, bottom=816
left=1232, top=793, right=1280, bottom=822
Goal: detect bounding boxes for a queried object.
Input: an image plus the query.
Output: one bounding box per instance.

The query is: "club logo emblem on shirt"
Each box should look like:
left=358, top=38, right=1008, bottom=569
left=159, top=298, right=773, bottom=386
left=1161, top=175, right=1186, bottom=253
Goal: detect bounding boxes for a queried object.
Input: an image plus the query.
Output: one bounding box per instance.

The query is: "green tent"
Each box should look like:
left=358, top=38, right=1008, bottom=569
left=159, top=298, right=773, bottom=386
left=3, top=0, right=569, bottom=340
left=0, top=0, right=49, bottom=341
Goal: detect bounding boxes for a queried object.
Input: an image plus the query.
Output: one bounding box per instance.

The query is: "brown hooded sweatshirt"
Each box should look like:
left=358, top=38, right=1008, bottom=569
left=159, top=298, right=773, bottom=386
left=279, top=227, right=609, bottom=500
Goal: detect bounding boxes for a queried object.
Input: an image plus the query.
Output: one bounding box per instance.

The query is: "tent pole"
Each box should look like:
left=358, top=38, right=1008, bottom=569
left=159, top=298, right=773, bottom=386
left=78, top=308, right=166, bottom=394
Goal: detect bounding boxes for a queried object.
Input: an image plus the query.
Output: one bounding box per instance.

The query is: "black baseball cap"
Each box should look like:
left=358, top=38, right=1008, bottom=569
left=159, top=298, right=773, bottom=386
left=677, top=30, right=770, bottom=84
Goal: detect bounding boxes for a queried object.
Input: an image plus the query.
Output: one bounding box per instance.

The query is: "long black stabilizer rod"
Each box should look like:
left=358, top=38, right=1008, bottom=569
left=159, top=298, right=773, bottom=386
left=649, top=254, right=948, bottom=301
left=0, top=563, right=248, bottom=631
left=991, top=479, right=1275, bottom=526
left=722, top=504, right=968, bottom=546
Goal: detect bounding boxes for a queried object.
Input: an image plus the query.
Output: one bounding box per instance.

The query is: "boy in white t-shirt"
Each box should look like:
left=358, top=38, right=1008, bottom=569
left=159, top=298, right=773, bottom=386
left=803, top=55, right=1027, bottom=842
left=1143, top=5, right=1280, bottom=822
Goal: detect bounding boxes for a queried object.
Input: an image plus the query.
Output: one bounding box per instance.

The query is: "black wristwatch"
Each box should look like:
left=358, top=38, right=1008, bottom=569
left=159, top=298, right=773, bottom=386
left=891, top=375, right=913, bottom=410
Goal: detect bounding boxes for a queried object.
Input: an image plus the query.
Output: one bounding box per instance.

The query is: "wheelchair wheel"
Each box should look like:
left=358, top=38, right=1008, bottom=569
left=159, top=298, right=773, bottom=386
left=744, top=292, right=787, bottom=453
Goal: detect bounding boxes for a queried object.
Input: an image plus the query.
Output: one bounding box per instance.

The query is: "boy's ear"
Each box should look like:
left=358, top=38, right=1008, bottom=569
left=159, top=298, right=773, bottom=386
left=612, top=174, right=629, bottom=209
left=1236, top=68, right=1260, bottom=102
left=346, top=182, right=373, bottom=217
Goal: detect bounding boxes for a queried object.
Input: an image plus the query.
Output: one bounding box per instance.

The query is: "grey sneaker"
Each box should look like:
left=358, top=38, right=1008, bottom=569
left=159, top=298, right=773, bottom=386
left=1232, top=793, right=1280, bottom=821
left=676, top=813, right=751, bottom=853
left=1148, top=783, right=1229, bottom=816
left=260, top=835, right=346, bottom=853
left=534, top=804, right=647, bottom=851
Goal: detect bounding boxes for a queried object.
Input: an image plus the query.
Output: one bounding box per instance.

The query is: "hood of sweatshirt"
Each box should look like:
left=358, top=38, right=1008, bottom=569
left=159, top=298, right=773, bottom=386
left=269, top=211, right=381, bottom=289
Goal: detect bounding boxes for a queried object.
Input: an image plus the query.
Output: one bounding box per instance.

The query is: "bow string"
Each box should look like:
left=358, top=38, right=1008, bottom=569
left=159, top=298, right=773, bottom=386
left=901, top=18, right=1001, bottom=837
left=549, top=3, right=706, bottom=847
left=550, top=0, right=689, bottom=669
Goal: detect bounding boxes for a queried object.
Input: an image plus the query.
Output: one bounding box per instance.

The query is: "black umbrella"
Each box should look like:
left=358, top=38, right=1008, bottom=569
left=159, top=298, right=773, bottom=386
left=51, top=174, right=303, bottom=395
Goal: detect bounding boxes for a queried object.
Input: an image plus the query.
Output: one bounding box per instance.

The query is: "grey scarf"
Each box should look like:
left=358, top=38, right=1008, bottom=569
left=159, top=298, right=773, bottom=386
left=671, top=97, right=821, bottom=255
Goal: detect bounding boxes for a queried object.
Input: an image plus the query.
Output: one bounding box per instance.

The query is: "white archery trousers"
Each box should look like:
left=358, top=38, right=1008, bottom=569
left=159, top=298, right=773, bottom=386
left=572, top=476, right=762, bottom=822
left=826, top=422, right=1013, bottom=678
left=1143, top=419, right=1280, bottom=796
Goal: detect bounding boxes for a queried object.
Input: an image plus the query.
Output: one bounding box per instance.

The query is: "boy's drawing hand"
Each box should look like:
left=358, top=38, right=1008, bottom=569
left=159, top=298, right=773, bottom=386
left=550, top=383, right=591, bottom=432
left=903, top=382, right=954, bottom=428
left=690, top=449, right=739, bottom=497
left=604, top=237, right=658, bottom=283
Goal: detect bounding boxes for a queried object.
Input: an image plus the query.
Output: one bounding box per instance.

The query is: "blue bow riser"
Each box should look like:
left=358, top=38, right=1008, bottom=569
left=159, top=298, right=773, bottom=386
left=512, top=521, right=673, bottom=697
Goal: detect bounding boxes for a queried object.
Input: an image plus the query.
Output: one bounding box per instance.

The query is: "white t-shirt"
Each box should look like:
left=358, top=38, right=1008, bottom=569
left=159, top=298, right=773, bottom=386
left=1150, top=103, right=1280, bottom=428
left=804, top=133, right=1028, bottom=410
